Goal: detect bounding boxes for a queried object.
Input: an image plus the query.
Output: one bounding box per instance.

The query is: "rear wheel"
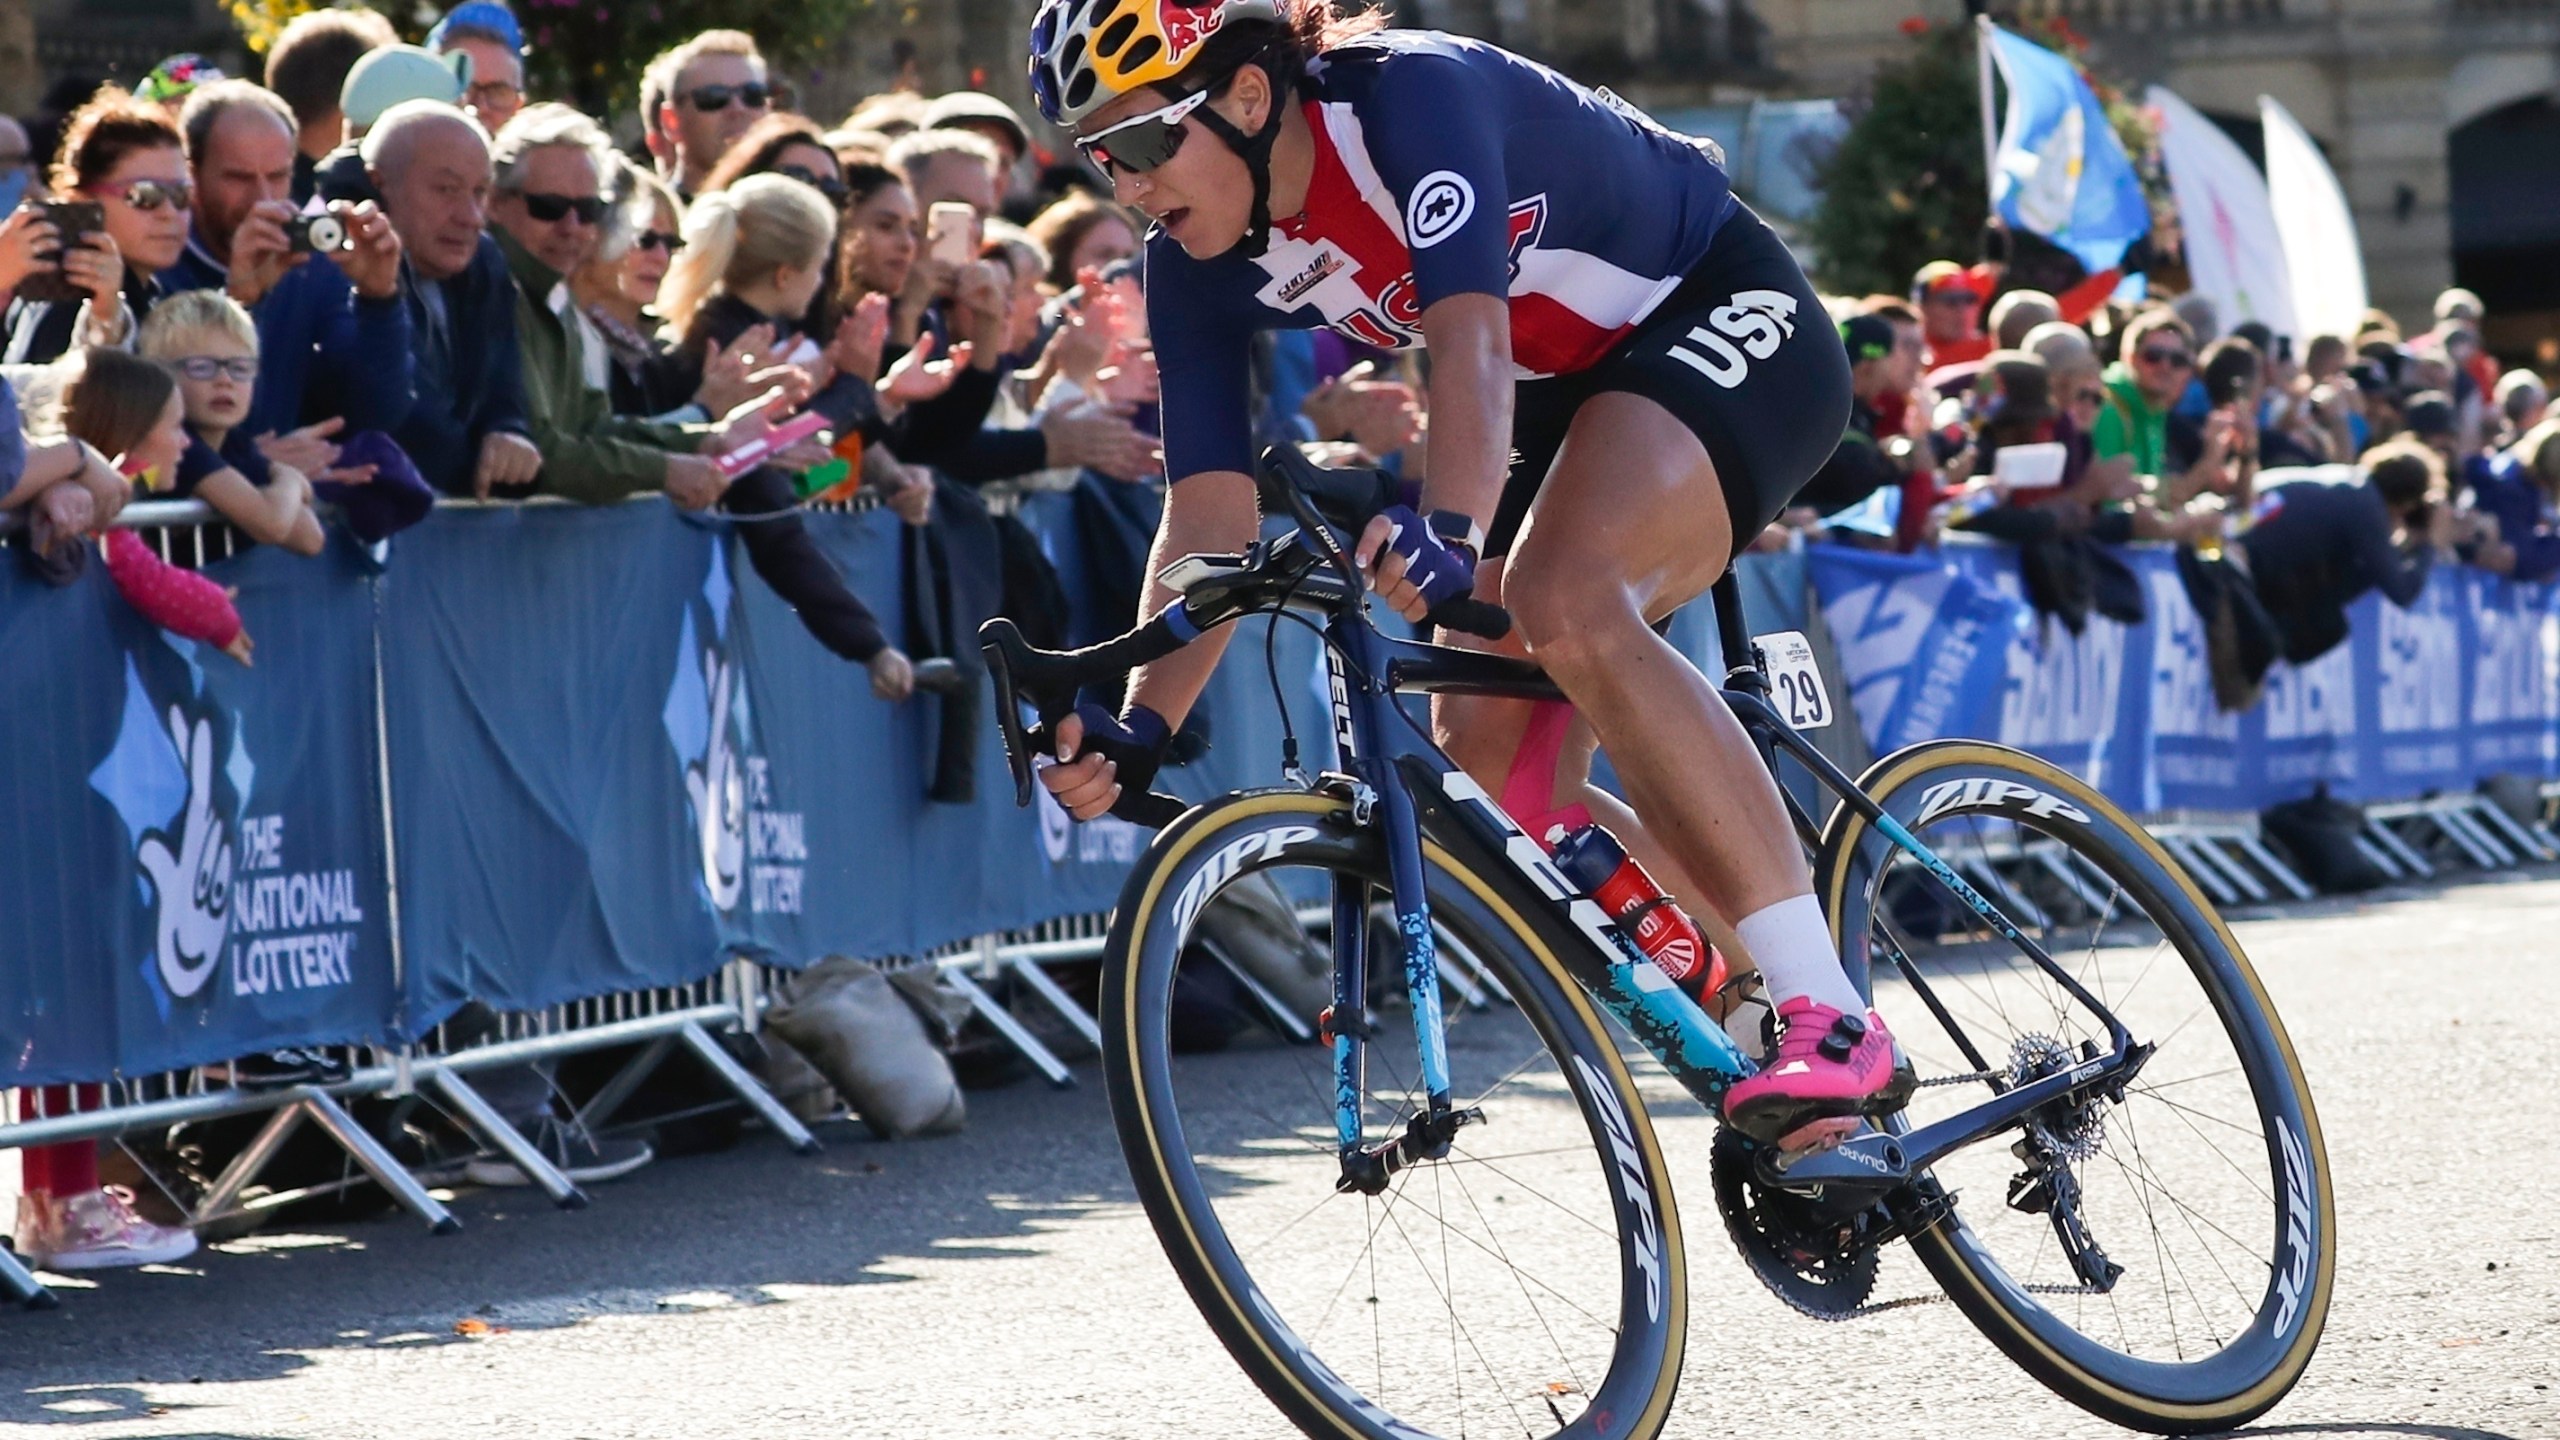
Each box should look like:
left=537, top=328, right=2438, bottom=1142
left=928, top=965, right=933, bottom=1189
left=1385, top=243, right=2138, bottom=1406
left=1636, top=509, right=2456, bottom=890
left=1816, top=742, right=2334, bottom=1434
left=1104, top=791, right=1686, bottom=1440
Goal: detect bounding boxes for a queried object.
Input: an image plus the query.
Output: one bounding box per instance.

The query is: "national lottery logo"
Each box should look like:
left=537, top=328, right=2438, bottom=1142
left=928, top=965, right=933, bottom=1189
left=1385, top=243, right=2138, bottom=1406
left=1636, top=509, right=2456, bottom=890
left=664, top=548, right=807, bottom=917
left=90, top=648, right=364, bottom=1012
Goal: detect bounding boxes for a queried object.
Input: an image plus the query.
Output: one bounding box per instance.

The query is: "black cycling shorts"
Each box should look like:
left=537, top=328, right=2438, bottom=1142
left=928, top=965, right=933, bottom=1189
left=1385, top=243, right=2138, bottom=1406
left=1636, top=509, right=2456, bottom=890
left=1486, top=204, right=1852, bottom=558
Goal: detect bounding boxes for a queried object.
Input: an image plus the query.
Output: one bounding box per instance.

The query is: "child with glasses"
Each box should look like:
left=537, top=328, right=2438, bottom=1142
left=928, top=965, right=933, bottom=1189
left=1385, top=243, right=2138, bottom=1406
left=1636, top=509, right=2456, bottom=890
left=135, top=290, right=327, bottom=555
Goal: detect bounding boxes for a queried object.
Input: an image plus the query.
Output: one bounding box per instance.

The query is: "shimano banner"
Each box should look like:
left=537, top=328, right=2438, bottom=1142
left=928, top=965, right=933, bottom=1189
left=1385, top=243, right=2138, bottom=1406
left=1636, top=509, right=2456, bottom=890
left=0, top=542, right=395, bottom=1087
left=1808, top=541, right=2560, bottom=812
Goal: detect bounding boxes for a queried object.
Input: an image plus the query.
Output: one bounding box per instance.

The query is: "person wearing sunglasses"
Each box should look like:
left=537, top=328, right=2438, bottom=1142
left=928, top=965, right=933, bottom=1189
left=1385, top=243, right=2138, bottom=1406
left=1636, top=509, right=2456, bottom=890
left=2, top=87, right=184, bottom=365
left=640, top=30, right=772, bottom=199
left=1030, top=0, right=1916, bottom=1144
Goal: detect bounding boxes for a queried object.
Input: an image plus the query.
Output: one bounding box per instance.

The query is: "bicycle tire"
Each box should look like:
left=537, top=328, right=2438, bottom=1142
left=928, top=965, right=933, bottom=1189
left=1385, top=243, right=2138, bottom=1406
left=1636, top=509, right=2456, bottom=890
left=1103, top=790, right=1687, bottom=1440
left=1815, top=741, right=2334, bottom=1433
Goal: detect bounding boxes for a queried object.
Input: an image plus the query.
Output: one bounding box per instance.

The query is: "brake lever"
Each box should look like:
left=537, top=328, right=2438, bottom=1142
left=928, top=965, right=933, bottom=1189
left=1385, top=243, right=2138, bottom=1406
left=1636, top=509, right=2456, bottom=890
left=981, top=617, right=1057, bottom=808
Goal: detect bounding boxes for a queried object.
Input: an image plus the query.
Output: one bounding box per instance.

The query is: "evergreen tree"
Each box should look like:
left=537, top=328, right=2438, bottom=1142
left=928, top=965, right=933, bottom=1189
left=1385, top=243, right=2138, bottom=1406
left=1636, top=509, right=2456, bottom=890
left=1804, top=20, right=1989, bottom=300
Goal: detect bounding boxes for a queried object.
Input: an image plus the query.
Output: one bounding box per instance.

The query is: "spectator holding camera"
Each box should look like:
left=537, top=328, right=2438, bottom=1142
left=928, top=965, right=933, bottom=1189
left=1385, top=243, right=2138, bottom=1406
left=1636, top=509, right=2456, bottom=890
left=1, top=87, right=187, bottom=364
left=2239, top=437, right=2448, bottom=664
left=158, top=81, right=418, bottom=464
left=363, top=101, right=538, bottom=498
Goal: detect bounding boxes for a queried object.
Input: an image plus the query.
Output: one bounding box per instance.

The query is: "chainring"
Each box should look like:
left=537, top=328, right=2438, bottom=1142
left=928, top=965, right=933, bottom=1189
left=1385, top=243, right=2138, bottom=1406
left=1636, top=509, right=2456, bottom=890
left=1710, top=1127, right=1880, bottom=1321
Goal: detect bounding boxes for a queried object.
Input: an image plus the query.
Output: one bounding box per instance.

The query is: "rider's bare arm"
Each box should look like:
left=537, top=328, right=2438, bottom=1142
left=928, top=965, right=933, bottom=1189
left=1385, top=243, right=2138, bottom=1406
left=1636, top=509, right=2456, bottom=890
left=1121, top=467, right=1260, bottom=729
left=1410, top=293, right=1513, bottom=527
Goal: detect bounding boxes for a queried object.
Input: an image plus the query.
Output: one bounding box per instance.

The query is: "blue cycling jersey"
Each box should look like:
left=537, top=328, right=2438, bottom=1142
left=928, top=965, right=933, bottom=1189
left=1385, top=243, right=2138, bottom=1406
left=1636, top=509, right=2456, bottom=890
left=1146, top=30, right=1739, bottom=484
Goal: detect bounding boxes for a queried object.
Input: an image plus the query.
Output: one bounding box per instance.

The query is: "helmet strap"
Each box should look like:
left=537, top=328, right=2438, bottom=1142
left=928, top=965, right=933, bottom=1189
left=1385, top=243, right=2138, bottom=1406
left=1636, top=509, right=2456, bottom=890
left=1188, top=51, right=1296, bottom=258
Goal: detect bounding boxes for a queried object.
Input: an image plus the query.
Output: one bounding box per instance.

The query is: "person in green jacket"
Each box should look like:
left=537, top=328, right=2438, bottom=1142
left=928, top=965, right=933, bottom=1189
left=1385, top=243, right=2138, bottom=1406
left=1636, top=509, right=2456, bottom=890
left=486, top=102, right=918, bottom=698
left=2091, top=307, right=2235, bottom=542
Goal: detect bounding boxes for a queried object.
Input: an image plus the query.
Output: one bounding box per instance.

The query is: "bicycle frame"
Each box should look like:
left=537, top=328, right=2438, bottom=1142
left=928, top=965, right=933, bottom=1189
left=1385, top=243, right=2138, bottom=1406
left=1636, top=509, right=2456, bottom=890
left=1317, top=570, right=2146, bottom=1197
left=977, top=449, right=2148, bottom=1199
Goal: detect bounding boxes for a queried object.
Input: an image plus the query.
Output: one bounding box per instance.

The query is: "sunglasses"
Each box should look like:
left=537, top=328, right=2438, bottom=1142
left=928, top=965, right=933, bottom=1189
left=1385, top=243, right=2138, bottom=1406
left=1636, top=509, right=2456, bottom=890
left=520, top=191, right=608, bottom=225
left=2074, top=387, right=2107, bottom=406
left=681, top=82, right=771, bottom=113
left=465, top=79, right=522, bottom=107
left=777, top=164, right=848, bottom=207
left=632, top=229, right=685, bottom=254
left=1076, top=89, right=1210, bottom=176
left=96, top=177, right=193, bottom=213
left=2137, top=346, right=2194, bottom=368
left=167, top=355, right=257, bottom=382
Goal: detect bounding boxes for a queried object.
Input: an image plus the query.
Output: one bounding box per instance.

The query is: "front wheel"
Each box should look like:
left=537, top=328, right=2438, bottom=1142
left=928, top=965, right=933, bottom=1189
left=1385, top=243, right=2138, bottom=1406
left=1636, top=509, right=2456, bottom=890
left=1103, top=791, right=1687, bottom=1440
left=1816, top=741, right=2335, bottom=1434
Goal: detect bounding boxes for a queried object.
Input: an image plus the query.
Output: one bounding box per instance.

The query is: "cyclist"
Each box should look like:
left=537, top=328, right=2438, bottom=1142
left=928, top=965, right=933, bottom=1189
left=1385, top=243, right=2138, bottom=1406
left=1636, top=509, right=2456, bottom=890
left=1028, top=0, right=1912, bottom=1153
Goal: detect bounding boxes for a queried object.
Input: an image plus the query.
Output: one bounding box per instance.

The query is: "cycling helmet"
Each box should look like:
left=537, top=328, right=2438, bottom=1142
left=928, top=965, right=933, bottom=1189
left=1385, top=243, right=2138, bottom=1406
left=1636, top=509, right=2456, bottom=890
left=1029, top=0, right=1283, bottom=127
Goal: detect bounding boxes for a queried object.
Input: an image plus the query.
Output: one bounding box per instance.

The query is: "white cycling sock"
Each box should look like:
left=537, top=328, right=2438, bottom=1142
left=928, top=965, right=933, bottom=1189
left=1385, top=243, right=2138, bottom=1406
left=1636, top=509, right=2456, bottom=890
left=1734, top=894, right=1867, bottom=1017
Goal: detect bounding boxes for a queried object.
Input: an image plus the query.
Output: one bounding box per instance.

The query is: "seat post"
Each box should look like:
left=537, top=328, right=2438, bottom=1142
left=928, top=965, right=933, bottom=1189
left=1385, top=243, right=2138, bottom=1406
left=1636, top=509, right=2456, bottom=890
left=1710, top=570, right=1765, bottom=692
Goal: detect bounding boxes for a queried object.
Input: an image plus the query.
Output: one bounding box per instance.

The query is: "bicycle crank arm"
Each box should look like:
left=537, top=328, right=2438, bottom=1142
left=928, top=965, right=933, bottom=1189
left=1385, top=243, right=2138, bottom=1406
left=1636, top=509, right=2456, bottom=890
left=1336, top=1105, right=1486, bottom=1196
left=1767, top=1043, right=2152, bottom=1192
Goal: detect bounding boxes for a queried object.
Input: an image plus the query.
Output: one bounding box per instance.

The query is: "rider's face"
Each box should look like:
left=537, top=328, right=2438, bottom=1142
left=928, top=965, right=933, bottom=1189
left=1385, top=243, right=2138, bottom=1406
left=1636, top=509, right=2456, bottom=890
left=1082, top=68, right=1271, bottom=261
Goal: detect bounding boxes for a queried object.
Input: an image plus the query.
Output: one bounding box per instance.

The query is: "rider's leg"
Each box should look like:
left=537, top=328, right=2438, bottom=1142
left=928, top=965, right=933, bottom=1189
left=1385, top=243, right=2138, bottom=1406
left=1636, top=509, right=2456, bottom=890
left=1432, top=592, right=1756, bottom=1005
left=1499, top=391, right=1865, bottom=1020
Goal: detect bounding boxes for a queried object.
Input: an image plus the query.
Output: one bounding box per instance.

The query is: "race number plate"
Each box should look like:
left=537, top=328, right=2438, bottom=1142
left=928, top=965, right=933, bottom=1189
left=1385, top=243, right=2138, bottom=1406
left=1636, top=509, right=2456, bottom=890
left=1754, top=630, right=1833, bottom=731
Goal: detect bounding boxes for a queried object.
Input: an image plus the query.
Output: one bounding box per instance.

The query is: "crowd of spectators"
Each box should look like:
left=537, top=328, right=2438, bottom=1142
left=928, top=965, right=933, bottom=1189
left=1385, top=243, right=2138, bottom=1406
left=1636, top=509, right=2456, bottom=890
left=0, top=7, right=1217, bottom=1272
left=3, top=5, right=2553, bottom=1273
left=1785, top=247, right=2556, bottom=694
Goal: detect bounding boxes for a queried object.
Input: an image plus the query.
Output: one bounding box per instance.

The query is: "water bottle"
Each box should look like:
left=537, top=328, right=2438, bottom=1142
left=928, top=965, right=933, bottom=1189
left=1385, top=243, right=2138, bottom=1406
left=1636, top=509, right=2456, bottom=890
left=1547, top=824, right=1721, bottom=1003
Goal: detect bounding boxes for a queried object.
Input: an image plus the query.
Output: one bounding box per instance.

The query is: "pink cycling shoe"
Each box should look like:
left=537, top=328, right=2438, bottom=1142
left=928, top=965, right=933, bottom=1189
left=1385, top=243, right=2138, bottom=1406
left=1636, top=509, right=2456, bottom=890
left=1721, top=997, right=1916, bottom=1153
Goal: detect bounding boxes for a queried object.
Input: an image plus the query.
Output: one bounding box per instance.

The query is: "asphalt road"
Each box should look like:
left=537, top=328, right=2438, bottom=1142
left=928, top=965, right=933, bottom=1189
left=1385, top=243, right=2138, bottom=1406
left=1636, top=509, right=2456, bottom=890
left=5, top=870, right=2557, bottom=1440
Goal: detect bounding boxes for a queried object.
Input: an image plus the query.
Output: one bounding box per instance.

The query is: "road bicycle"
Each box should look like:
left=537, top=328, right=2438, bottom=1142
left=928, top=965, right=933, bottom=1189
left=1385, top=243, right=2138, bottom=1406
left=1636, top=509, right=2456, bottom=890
left=981, top=447, right=2335, bottom=1440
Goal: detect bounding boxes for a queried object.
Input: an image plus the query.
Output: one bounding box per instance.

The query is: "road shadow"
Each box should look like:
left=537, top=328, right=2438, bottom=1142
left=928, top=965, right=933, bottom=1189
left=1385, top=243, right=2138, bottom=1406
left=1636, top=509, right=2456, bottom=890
left=0, top=1069, right=1141, bottom=1425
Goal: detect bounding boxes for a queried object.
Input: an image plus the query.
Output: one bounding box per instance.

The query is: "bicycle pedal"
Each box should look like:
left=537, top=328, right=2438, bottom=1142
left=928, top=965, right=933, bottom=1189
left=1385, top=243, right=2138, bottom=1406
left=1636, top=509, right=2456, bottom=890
left=1774, top=1115, right=1862, bottom=1159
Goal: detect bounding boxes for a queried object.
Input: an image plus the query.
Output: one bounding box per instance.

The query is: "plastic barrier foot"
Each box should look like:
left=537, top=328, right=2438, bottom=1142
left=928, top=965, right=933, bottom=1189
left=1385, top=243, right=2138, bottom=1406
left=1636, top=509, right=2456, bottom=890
left=428, top=1069, right=587, bottom=1211
left=677, top=1021, right=819, bottom=1154
left=0, top=1244, right=55, bottom=1309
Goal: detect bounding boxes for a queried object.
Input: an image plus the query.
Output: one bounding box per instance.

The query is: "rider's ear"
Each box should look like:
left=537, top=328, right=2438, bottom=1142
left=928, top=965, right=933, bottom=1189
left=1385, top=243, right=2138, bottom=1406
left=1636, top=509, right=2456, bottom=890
left=1223, top=62, right=1271, bottom=131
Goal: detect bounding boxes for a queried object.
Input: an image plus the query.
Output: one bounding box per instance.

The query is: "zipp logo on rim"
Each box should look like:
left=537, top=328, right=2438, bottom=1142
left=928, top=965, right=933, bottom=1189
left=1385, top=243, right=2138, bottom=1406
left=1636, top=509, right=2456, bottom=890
left=1572, top=1054, right=1664, bottom=1322
left=1911, top=776, right=2093, bottom=831
left=1170, top=826, right=1320, bottom=940
left=2272, top=1117, right=2316, bottom=1334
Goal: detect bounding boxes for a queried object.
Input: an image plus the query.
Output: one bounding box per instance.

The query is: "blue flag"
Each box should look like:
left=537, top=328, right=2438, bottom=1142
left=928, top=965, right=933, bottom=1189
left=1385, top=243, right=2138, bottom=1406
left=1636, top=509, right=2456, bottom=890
left=1982, top=22, right=2150, bottom=272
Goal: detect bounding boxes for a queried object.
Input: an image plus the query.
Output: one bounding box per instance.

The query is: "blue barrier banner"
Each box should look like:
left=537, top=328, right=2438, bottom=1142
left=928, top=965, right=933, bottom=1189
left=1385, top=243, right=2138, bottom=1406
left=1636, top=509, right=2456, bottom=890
left=0, top=543, right=395, bottom=1087
left=1808, top=540, right=2560, bottom=812
left=381, top=501, right=1338, bottom=1037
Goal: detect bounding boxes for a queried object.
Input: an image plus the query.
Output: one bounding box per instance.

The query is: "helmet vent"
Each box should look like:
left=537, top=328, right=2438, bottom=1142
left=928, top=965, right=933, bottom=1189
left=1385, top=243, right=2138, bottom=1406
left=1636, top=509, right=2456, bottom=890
left=1095, top=11, right=1141, bottom=59
left=1118, top=34, right=1163, bottom=71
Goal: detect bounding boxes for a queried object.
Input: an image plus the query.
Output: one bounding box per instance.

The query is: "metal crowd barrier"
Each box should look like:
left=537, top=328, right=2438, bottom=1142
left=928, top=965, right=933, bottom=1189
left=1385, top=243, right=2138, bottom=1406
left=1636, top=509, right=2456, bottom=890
left=13, top=487, right=2559, bottom=1313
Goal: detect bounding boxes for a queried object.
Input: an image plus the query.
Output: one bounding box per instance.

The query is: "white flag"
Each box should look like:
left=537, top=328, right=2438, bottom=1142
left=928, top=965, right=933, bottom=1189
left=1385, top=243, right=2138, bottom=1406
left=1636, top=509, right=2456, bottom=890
left=2146, top=86, right=2297, bottom=342
left=2260, top=95, right=2369, bottom=344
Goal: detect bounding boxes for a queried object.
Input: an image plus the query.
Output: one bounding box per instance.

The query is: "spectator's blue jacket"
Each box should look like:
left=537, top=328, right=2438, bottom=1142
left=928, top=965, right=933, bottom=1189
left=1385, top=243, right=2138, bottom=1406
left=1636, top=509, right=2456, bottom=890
left=159, top=226, right=417, bottom=440
left=2464, top=450, right=2560, bottom=583
left=389, top=235, right=532, bottom=495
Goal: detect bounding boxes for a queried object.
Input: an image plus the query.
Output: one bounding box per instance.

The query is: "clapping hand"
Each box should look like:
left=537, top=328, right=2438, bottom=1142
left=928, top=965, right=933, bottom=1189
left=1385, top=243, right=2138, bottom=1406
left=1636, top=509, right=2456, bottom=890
left=826, top=292, right=892, bottom=385
left=878, top=332, right=975, bottom=413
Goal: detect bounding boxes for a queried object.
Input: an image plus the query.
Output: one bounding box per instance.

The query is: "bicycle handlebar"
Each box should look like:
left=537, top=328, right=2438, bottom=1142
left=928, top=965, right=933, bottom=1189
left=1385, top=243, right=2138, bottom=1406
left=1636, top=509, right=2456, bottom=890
left=981, top=446, right=1514, bottom=827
